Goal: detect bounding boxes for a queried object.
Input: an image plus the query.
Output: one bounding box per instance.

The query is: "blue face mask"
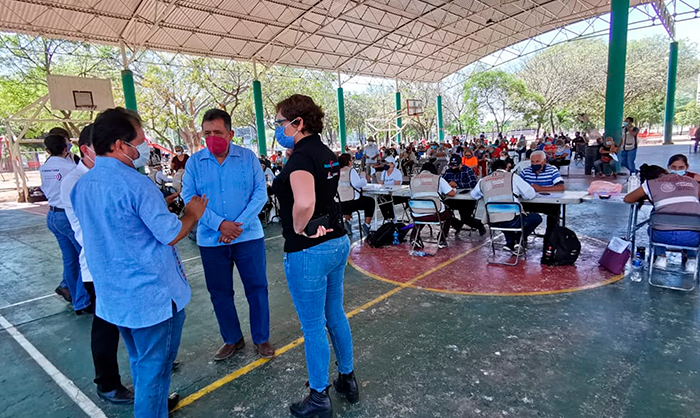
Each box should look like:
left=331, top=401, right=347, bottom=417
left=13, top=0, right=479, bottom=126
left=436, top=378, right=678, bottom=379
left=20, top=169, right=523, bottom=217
left=124, top=140, right=150, bottom=169
left=530, top=164, right=543, bottom=172
left=670, top=169, right=686, bottom=176
left=275, top=119, right=299, bottom=149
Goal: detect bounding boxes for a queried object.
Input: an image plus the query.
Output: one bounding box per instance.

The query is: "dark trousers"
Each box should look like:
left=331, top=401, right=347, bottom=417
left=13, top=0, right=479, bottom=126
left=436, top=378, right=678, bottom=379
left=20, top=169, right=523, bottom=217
left=340, top=196, right=375, bottom=219
left=445, top=200, right=483, bottom=230
left=379, top=196, right=409, bottom=221
left=199, top=238, right=270, bottom=345
left=520, top=203, right=561, bottom=244
left=84, top=282, right=123, bottom=393
left=491, top=213, right=543, bottom=247
left=410, top=209, right=452, bottom=243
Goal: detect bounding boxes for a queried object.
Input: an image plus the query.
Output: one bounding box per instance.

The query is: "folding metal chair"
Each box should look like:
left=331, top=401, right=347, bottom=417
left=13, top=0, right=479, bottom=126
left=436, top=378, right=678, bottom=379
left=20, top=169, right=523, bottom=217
left=407, top=198, right=448, bottom=252
left=484, top=201, right=526, bottom=266
left=648, top=213, right=700, bottom=291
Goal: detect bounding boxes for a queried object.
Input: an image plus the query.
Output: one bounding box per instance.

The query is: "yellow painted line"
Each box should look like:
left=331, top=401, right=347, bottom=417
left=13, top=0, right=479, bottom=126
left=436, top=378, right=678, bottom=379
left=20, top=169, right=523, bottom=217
left=348, top=236, right=626, bottom=297
left=173, top=245, right=479, bottom=412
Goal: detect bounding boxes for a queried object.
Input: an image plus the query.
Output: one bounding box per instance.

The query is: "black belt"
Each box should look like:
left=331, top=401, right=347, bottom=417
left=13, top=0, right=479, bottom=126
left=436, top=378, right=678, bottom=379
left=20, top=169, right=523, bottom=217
left=49, top=206, right=65, bottom=212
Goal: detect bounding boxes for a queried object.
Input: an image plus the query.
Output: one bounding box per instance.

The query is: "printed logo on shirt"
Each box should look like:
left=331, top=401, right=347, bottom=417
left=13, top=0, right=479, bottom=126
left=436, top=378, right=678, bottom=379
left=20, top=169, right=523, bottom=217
left=325, top=160, right=340, bottom=180
left=55, top=173, right=63, bottom=181
left=660, top=182, right=676, bottom=193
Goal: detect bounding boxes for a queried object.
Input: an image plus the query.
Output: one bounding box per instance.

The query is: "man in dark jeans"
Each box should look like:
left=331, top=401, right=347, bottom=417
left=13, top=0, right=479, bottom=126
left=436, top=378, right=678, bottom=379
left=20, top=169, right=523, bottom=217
left=442, top=155, right=486, bottom=235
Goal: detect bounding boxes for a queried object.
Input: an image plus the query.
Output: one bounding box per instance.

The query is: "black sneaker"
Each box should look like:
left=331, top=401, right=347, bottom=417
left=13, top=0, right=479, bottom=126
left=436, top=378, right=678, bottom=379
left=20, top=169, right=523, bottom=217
left=168, top=392, right=180, bottom=411
left=97, top=385, right=134, bottom=404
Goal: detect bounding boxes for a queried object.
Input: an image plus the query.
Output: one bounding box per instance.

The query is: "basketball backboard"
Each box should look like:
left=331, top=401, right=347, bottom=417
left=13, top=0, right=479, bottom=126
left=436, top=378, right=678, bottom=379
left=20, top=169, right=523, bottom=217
left=406, top=99, right=423, bottom=116
left=47, top=75, right=114, bottom=111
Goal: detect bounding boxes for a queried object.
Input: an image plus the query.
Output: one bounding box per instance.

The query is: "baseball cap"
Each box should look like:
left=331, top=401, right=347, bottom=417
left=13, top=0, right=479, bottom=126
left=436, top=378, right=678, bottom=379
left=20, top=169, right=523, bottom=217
left=448, top=155, right=461, bottom=167
left=385, top=156, right=395, bottom=164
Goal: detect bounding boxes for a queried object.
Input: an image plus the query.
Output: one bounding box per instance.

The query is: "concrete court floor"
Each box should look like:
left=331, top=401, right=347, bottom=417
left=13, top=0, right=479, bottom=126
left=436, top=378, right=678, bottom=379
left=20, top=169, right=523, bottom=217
left=2, top=144, right=700, bottom=418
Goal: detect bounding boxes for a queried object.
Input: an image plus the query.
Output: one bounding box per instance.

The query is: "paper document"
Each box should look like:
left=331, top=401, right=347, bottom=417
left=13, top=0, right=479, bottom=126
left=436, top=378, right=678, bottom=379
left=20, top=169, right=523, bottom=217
left=607, top=237, right=631, bottom=254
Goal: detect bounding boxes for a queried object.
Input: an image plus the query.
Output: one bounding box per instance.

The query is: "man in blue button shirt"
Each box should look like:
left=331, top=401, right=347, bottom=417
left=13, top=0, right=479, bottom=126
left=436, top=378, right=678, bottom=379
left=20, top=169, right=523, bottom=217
left=72, top=108, right=208, bottom=418
left=182, top=109, right=275, bottom=361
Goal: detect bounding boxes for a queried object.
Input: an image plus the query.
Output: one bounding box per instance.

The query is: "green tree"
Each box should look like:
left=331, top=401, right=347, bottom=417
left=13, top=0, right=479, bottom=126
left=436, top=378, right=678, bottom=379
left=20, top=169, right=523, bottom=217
left=463, top=70, right=529, bottom=135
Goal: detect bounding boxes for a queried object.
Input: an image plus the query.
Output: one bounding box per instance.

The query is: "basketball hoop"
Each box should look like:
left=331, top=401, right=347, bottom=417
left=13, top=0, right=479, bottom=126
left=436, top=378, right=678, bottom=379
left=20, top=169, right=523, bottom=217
left=406, top=99, right=423, bottom=117
left=47, top=75, right=114, bottom=111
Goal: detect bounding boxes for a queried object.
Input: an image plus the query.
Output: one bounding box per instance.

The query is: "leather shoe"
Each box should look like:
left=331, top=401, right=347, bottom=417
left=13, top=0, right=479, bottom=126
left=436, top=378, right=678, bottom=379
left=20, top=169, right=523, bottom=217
left=333, top=371, right=359, bottom=404
left=213, top=337, right=245, bottom=361
left=97, top=385, right=134, bottom=404
left=255, top=341, right=275, bottom=359
left=168, top=392, right=180, bottom=411
left=55, top=286, right=72, bottom=303
left=289, top=387, right=332, bottom=418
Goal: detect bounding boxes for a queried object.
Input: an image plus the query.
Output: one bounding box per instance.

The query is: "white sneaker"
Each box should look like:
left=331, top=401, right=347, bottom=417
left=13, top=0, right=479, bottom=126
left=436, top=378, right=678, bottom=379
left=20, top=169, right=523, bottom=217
left=653, top=256, right=667, bottom=270
left=685, top=259, right=697, bottom=274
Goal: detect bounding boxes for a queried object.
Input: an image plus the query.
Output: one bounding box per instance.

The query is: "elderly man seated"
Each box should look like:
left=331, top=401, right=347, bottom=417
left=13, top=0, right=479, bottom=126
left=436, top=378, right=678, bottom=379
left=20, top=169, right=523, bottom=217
left=519, top=150, right=565, bottom=245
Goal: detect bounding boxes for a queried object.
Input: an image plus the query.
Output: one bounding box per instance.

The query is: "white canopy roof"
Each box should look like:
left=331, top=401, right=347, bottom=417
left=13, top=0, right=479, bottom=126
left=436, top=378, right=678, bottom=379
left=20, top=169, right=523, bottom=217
left=0, top=0, right=647, bottom=82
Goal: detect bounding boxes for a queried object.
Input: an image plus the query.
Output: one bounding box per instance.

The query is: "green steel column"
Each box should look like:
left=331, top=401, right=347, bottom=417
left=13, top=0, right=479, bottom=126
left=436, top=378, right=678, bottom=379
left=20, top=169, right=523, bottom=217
left=337, top=87, right=347, bottom=150
left=121, top=69, right=137, bottom=112
left=663, top=41, right=679, bottom=145
left=253, top=80, right=266, bottom=156
left=395, top=91, right=402, bottom=143
left=603, top=0, right=630, bottom=144
left=436, top=94, right=444, bottom=142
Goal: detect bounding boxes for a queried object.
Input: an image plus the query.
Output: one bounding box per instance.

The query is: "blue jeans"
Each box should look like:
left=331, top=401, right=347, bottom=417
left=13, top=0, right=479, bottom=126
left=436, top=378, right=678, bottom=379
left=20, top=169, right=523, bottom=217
left=46, top=209, right=90, bottom=310
left=620, top=148, right=638, bottom=174
left=199, top=238, right=270, bottom=345
left=284, top=236, right=353, bottom=392
left=650, top=229, right=700, bottom=257
left=492, top=213, right=543, bottom=247
left=118, top=307, right=185, bottom=418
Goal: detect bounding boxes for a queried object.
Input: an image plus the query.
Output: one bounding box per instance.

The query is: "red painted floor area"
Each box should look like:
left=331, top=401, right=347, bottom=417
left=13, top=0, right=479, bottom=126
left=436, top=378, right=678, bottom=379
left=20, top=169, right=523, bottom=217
left=349, top=235, right=622, bottom=295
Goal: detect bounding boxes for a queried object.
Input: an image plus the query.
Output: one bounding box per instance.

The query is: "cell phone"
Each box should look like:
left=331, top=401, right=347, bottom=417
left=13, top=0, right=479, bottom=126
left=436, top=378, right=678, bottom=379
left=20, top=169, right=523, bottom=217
left=304, top=215, right=329, bottom=236
left=459, top=189, right=470, bottom=194
left=539, top=192, right=550, bottom=195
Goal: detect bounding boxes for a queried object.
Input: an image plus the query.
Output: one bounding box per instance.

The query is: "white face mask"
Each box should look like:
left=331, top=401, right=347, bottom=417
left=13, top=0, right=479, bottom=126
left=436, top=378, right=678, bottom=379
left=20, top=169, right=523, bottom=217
left=176, top=151, right=183, bottom=156
left=123, top=141, right=150, bottom=168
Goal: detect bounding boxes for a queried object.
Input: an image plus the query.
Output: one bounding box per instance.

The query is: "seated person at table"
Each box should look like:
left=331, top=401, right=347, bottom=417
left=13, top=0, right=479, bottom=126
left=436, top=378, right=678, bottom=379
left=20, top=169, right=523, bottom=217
left=667, top=153, right=700, bottom=182
left=624, top=164, right=700, bottom=273
left=519, top=150, right=565, bottom=245
left=442, top=155, right=486, bottom=236
left=378, top=156, right=407, bottom=222
left=337, top=153, right=374, bottom=236
left=471, top=159, right=542, bottom=255
left=409, top=162, right=454, bottom=248
left=594, top=137, right=619, bottom=177
left=549, top=140, right=571, bottom=168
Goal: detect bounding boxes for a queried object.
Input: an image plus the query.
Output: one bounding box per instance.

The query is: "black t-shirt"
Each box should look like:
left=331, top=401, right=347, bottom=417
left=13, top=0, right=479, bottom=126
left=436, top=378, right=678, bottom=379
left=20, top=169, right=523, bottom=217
left=271, top=134, right=346, bottom=253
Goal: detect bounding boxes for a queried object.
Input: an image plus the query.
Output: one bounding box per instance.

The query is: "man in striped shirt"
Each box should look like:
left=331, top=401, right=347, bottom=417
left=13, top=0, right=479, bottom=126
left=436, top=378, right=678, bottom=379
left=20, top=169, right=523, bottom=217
left=519, top=151, right=565, bottom=246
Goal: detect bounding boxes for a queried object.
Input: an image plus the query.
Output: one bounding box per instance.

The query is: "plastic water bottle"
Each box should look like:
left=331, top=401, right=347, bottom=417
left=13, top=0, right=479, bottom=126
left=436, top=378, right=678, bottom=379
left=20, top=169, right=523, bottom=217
left=409, top=250, right=426, bottom=257
left=392, top=230, right=399, bottom=245
left=627, top=173, right=641, bottom=193
left=630, top=247, right=645, bottom=282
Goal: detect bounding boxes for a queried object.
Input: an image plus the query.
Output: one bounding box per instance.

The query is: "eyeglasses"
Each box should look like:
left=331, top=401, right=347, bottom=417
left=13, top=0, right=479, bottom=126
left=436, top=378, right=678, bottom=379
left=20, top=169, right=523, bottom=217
left=274, top=118, right=288, bottom=127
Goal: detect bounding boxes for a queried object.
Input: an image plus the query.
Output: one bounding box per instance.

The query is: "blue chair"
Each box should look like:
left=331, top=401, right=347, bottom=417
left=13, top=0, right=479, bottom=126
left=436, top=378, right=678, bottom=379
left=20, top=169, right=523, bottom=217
left=648, top=213, right=700, bottom=291
left=485, top=202, right=526, bottom=266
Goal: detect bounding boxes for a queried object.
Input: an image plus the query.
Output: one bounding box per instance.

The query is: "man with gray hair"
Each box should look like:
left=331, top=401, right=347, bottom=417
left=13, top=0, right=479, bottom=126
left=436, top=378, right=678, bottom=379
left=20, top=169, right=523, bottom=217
left=518, top=150, right=566, bottom=246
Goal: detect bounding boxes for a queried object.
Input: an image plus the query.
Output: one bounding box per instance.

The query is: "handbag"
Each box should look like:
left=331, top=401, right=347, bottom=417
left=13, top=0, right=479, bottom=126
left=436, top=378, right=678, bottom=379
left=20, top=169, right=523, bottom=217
left=599, top=237, right=631, bottom=274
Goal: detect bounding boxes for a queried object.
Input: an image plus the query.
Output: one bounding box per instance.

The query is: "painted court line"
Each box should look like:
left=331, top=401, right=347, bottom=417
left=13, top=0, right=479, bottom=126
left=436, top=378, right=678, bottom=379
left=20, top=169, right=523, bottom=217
left=173, top=245, right=481, bottom=412
left=0, top=313, right=107, bottom=418
left=0, top=294, right=54, bottom=310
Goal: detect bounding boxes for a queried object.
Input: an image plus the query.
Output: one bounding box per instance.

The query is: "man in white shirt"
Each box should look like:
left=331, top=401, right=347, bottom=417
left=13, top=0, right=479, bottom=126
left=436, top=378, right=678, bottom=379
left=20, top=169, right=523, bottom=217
left=60, top=124, right=134, bottom=404
left=40, top=134, right=91, bottom=313
left=153, top=164, right=173, bottom=187
left=471, top=159, right=542, bottom=255
left=364, top=138, right=380, bottom=177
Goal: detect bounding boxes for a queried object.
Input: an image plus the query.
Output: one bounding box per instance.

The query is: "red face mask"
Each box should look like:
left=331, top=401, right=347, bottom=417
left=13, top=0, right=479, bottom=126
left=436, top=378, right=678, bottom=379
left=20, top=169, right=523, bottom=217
left=205, top=135, right=229, bottom=155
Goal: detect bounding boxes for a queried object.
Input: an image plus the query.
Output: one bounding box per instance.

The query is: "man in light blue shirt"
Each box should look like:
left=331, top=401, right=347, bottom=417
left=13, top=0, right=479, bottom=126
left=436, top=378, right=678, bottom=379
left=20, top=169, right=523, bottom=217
left=72, top=108, right=208, bottom=418
left=182, top=109, right=275, bottom=361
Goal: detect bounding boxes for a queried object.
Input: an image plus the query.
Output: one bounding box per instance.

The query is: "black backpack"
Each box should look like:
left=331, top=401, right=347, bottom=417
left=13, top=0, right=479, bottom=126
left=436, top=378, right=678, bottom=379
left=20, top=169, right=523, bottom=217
left=367, top=222, right=409, bottom=248
left=541, top=225, right=581, bottom=266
